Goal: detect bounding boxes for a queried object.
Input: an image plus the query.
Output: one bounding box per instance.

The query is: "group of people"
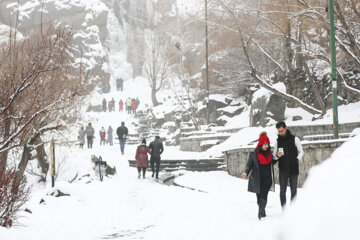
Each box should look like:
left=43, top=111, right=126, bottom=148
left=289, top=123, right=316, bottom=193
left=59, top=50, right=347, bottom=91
left=99, top=126, right=114, bottom=146
left=135, top=136, right=164, bottom=179
left=78, top=123, right=95, bottom=149
left=119, top=97, right=139, bottom=114
left=101, top=97, right=140, bottom=114
left=102, top=98, right=116, bottom=112
left=78, top=123, right=114, bottom=148
left=242, top=121, right=304, bottom=220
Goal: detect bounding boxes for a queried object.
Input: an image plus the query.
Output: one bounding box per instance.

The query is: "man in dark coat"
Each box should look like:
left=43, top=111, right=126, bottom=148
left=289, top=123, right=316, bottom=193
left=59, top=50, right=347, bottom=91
left=116, top=122, right=128, bottom=154
left=85, top=122, right=95, bottom=149
left=149, top=136, right=164, bottom=179
left=273, top=121, right=304, bottom=208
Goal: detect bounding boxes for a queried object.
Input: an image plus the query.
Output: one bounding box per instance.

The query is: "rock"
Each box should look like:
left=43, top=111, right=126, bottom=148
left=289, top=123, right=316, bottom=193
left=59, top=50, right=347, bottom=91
left=225, top=97, right=233, bottom=105
left=55, top=190, right=70, bottom=197
left=105, top=166, right=117, bottom=176
left=39, top=199, right=45, bottom=204
left=25, top=208, right=32, bottom=214
left=292, top=116, right=303, bottom=121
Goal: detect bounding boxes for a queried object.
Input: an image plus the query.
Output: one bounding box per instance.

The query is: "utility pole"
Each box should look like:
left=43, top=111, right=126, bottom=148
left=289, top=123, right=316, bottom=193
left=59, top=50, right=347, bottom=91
left=329, top=0, right=339, bottom=139
left=205, top=0, right=210, bottom=125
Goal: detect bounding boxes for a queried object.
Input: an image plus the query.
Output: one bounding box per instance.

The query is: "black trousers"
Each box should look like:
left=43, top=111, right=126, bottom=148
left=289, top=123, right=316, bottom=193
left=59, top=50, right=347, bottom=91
left=279, top=170, right=298, bottom=207
left=256, top=175, right=272, bottom=203
left=137, top=167, right=146, bottom=176
left=150, top=156, right=161, bottom=177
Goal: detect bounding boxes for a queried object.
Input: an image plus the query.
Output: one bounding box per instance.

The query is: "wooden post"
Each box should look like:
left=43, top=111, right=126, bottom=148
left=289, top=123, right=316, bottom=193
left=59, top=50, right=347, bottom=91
left=50, top=138, right=55, bottom=187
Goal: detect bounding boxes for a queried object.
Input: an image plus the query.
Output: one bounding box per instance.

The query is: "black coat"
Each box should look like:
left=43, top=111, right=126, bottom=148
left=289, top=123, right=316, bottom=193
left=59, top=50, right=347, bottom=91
left=277, top=130, right=299, bottom=175
left=116, top=126, right=128, bottom=139
left=149, top=140, right=164, bottom=157
left=244, top=151, right=275, bottom=194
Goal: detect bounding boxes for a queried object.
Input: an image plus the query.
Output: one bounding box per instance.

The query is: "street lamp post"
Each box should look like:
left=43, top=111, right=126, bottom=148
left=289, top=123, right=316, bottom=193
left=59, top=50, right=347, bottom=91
left=329, top=0, right=339, bottom=139
left=205, top=0, right=210, bottom=125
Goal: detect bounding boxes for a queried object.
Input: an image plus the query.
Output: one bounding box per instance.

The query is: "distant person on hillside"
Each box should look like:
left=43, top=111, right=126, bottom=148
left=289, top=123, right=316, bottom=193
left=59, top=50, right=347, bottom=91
left=78, top=126, right=86, bottom=149
left=102, top=98, right=107, bottom=112
left=99, top=127, right=106, bottom=146
left=242, top=132, right=276, bottom=220
left=119, top=99, right=124, bottom=112
left=108, top=101, right=112, bottom=112
left=149, top=136, right=164, bottom=179
left=132, top=98, right=137, bottom=115
left=107, top=126, right=113, bottom=146
left=136, top=97, right=140, bottom=109
left=273, top=121, right=304, bottom=209
left=116, top=78, right=123, bottom=91
left=126, top=98, right=132, bottom=114
left=116, top=122, right=128, bottom=155
left=135, top=139, right=151, bottom=179
left=85, top=122, right=95, bottom=149
left=111, top=98, right=115, bottom=111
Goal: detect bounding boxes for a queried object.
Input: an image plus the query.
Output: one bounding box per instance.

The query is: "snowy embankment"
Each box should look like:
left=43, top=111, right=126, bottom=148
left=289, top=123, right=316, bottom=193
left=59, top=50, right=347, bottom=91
left=274, top=134, right=360, bottom=240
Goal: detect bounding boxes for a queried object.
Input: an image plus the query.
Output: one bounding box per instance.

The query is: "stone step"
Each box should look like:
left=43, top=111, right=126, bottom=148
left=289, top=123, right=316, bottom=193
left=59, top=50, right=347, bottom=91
left=128, top=158, right=225, bottom=172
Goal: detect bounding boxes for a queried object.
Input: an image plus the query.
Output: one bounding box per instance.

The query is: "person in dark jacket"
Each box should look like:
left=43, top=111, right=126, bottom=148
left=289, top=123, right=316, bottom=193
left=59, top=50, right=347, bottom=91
left=135, top=139, right=151, bottom=179
left=149, top=136, right=164, bottom=179
left=242, top=132, right=275, bottom=220
left=85, top=122, right=95, bottom=149
left=116, top=122, right=128, bottom=154
left=102, top=98, right=107, bottom=112
left=273, top=121, right=304, bottom=209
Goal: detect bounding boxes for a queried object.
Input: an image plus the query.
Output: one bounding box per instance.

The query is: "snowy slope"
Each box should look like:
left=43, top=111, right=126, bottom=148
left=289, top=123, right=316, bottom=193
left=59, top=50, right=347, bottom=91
left=274, top=134, right=360, bottom=240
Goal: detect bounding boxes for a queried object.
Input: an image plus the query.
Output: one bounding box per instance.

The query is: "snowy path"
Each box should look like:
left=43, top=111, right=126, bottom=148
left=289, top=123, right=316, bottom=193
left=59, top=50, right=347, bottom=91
left=1, top=142, right=289, bottom=240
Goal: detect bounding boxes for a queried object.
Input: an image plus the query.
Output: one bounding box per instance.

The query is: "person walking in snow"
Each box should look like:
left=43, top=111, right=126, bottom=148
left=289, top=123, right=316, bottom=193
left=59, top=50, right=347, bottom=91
left=108, top=101, right=112, bottom=112
left=99, top=127, right=106, bottom=146
left=107, top=126, right=113, bottom=146
left=242, top=132, right=275, bottom=220
left=135, top=139, right=151, bottom=179
left=126, top=97, right=132, bottom=114
left=131, top=98, right=137, bottom=115
left=149, top=136, right=164, bottom=179
left=136, top=97, right=140, bottom=109
left=78, top=126, right=86, bottom=149
left=102, top=98, right=107, bottom=112
left=111, top=98, right=115, bottom=112
left=85, top=122, right=95, bottom=149
left=118, top=78, right=124, bottom=91
left=273, top=121, right=304, bottom=209
left=119, top=99, right=124, bottom=112
left=116, top=122, right=128, bottom=154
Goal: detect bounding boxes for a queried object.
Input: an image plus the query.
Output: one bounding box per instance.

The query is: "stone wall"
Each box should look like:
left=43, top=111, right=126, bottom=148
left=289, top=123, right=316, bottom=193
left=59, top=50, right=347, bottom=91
left=224, top=140, right=345, bottom=187
left=288, top=122, right=360, bottom=139
left=180, top=134, right=231, bottom=152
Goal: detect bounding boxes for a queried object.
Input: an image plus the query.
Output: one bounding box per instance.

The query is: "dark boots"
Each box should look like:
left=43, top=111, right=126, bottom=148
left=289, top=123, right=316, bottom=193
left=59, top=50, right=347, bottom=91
left=258, top=199, right=267, bottom=220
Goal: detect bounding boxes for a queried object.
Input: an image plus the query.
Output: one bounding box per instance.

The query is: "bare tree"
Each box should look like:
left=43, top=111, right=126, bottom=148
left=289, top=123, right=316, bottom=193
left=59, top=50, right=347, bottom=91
left=0, top=24, right=89, bottom=183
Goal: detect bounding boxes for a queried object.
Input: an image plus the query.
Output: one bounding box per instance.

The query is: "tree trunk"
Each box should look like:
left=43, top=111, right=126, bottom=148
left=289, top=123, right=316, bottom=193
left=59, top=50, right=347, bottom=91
left=34, top=135, right=49, bottom=180
left=151, top=76, right=160, bottom=106
left=301, top=56, right=327, bottom=115
left=12, top=144, right=31, bottom=193
left=0, top=116, right=11, bottom=182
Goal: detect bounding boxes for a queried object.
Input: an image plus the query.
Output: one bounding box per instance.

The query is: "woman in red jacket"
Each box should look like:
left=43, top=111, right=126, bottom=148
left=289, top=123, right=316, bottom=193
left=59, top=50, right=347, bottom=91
left=131, top=99, right=137, bottom=114
left=135, top=139, right=151, bottom=179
